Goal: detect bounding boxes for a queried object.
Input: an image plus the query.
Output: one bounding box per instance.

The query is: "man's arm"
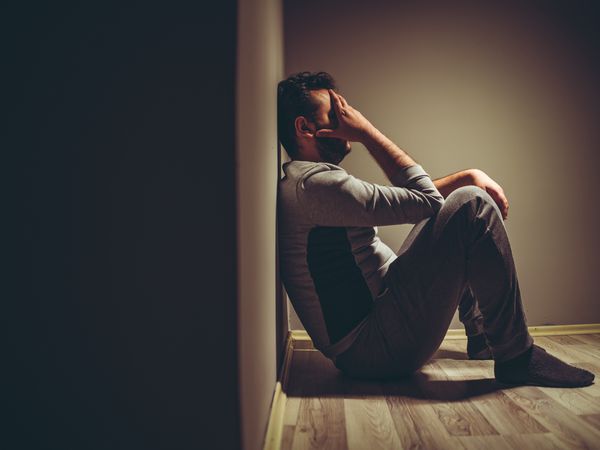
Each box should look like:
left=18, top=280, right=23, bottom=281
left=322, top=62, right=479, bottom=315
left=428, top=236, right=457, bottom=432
left=434, top=169, right=510, bottom=219
left=298, top=165, right=443, bottom=227
left=315, top=89, right=508, bottom=220
left=433, top=169, right=474, bottom=198
left=315, top=89, right=443, bottom=209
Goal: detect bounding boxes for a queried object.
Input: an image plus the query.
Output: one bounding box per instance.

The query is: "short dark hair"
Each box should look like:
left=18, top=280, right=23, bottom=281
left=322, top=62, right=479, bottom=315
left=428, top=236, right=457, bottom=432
left=277, top=71, right=336, bottom=159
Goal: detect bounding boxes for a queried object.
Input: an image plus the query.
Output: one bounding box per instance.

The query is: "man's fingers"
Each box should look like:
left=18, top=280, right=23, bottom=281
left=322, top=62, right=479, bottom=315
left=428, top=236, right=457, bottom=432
left=338, top=93, right=349, bottom=108
left=333, top=91, right=350, bottom=113
left=499, top=198, right=509, bottom=219
left=495, top=198, right=508, bottom=219
left=487, top=187, right=509, bottom=220
left=499, top=191, right=509, bottom=219
left=329, top=89, right=345, bottom=115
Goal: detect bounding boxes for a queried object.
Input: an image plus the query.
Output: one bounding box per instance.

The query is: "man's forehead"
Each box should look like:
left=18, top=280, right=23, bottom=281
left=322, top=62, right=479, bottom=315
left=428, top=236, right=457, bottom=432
left=309, top=89, right=332, bottom=111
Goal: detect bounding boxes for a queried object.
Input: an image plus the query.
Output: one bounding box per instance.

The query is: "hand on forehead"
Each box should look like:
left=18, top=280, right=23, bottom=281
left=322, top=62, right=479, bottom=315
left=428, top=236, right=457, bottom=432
left=310, top=89, right=338, bottom=125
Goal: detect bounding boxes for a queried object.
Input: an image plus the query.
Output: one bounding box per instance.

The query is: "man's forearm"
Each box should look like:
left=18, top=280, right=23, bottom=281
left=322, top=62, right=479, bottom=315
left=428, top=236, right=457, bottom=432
left=433, top=169, right=476, bottom=198
left=318, top=89, right=418, bottom=181
left=360, top=127, right=475, bottom=198
left=360, top=127, right=417, bottom=182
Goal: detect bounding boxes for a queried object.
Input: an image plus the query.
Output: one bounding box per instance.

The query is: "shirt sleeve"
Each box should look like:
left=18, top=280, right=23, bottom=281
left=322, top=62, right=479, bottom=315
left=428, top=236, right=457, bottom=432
left=296, top=163, right=445, bottom=227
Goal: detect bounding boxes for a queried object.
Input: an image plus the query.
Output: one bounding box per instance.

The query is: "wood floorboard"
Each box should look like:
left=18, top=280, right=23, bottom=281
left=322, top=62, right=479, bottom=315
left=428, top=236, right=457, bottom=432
left=438, top=358, right=549, bottom=435
left=284, top=397, right=301, bottom=426
left=280, top=334, right=600, bottom=450
left=293, top=397, right=347, bottom=450
left=546, top=335, right=584, bottom=345
left=572, top=362, right=600, bottom=397
left=388, top=397, right=465, bottom=450
left=502, top=387, right=600, bottom=449
left=456, top=433, right=565, bottom=450
left=572, top=334, right=600, bottom=346
left=344, top=396, right=402, bottom=450
left=580, top=413, right=600, bottom=429
left=281, top=425, right=296, bottom=450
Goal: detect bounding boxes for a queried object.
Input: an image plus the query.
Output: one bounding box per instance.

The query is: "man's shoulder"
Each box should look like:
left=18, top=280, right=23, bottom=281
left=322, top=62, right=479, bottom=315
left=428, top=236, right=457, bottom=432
left=281, top=160, right=347, bottom=185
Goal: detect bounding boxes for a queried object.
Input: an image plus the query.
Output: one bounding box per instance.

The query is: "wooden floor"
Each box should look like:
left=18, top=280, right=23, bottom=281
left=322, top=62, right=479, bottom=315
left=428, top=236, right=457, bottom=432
left=280, top=334, right=600, bottom=450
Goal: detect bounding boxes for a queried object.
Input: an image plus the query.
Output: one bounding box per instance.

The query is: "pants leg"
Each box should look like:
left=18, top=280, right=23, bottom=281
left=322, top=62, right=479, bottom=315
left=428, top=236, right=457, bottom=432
left=379, top=185, right=533, bottom=371
left=334, top=186, right=534, bottom=379
left=458, top=286, right=485, bottom=337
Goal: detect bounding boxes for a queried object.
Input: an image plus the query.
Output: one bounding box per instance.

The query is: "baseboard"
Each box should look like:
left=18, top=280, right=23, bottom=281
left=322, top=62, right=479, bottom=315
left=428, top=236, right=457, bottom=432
left=262, top=382, right=286, bottom=450
left=262, top=331, right=295, bottom=450
left=262, top=323, right=600, bottom=449
left=291, top=323, right=600, bottom=342
left=445, top=323, right=600, bottom=339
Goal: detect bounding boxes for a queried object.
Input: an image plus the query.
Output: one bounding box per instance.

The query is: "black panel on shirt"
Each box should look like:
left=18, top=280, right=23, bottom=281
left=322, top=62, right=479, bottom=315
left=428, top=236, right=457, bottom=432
left=307, top=227, right=374, bottom=343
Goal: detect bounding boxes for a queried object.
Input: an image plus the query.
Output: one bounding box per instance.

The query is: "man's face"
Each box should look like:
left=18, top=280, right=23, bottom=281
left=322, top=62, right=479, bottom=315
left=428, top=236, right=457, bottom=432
left=308, top=89, right=351, bottom=164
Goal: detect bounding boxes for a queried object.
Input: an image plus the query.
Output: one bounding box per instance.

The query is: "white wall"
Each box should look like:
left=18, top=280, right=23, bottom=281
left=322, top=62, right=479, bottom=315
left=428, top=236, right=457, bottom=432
left=237, top=0, right=283, bottom=449
left=284, top=0, right=600, bottom=330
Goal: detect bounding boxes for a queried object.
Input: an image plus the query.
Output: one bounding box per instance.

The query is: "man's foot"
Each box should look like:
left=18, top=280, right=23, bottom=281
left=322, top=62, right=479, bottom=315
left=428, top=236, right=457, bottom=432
left=467, top=333, right=493, bottom=360
left=494, top=344, right=595, bottom=388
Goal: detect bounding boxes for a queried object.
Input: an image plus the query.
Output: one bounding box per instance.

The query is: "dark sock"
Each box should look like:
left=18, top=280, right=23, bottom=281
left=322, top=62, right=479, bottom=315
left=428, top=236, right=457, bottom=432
left=467, top=333, right=493, bottom=360
left=494, top=344, right=595, bottom=388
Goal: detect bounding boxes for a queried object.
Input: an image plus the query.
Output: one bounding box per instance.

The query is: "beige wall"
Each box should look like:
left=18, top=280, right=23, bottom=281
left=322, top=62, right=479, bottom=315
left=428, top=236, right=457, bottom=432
left=237, top=0, right=283, bottom=449
left=285, top=0, right=600, bottom=329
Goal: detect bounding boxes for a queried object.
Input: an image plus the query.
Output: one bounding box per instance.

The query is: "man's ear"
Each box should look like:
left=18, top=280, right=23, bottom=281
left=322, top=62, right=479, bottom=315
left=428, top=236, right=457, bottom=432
left=294, top=116, right=314, bottom=139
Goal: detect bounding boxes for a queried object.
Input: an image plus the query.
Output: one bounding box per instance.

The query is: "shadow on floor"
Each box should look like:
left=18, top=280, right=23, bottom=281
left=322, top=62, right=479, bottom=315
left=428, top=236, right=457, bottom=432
left=286, top=349, right=505, bottom=400
left=431, top=349, right=468, bottom=360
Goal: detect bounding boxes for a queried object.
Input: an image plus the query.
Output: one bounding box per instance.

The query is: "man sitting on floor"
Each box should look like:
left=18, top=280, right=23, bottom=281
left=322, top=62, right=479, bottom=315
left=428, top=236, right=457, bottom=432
left=277, top=71, right=594, bottom=388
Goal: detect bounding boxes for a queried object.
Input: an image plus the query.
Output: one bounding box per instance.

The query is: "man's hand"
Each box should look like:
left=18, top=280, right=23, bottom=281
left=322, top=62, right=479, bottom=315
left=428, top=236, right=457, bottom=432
left=470, top=169, right=509, bottom=220
left=315, top=89, right=375, bottom=144
left=316, top=89, right=417, bottom=182
left=434, top=169, right=509, bottom=220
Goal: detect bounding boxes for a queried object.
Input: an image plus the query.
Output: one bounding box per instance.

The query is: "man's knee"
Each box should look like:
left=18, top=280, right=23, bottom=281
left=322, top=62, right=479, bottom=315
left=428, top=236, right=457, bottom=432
left=447, top=185, right=488, bottom=204
left=446, top=186, right=496, bottom=211
left=442, top=185, right=502, bottom=222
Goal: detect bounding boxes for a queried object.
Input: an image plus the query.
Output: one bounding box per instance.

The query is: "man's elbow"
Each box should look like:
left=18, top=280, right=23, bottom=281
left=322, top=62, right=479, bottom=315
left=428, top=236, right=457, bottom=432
left=429, top=194, right=445, bottom=214
left=407, top=193, right=444, bottom=223
left=399, top=190, right=445, bottom=223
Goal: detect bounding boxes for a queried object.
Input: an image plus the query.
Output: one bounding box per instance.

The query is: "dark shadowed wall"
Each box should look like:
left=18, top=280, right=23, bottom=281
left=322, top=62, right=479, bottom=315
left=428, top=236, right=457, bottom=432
left=8, top=2, right=241, bottom=449
left=237, top=0, right=283, bottom=449
left=284, top=0, right=600, bottom=329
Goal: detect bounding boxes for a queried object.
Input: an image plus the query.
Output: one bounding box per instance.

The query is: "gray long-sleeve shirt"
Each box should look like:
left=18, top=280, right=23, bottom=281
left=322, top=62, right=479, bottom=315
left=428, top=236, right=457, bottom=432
left=278, top=160, right=444, bottom=359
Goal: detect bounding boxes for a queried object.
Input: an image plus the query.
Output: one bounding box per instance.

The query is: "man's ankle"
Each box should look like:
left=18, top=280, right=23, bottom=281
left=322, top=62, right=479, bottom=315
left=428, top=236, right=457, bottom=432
left=467, top=333, right=493, bottom=360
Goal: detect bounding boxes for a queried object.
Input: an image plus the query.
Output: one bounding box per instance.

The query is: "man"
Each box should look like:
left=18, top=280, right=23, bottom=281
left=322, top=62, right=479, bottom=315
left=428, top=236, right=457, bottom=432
left=277, top=71, right=594, bottom=387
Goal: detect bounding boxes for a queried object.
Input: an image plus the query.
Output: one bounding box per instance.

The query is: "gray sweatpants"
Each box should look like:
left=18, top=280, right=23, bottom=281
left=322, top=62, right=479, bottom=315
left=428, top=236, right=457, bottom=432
left=333, top=186, right=534, bottom=380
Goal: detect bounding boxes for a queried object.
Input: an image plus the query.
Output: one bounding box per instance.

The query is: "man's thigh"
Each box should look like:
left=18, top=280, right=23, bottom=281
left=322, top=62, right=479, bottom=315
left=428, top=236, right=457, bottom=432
left=381, top=209, right=472, bottom=364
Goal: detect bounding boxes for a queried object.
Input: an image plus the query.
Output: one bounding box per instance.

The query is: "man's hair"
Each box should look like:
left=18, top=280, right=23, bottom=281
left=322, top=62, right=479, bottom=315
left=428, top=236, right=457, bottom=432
left=277, top=71, right=336, bottom=159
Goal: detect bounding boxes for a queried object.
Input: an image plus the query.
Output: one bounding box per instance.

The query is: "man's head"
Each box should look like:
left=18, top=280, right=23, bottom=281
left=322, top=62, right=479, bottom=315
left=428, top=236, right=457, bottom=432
left=277, top=71, right=351, bottom=164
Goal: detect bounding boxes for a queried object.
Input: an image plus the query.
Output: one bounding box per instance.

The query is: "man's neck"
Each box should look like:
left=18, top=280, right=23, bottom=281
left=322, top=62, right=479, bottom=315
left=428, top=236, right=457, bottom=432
left=296, top=146, right=323, bottom=163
